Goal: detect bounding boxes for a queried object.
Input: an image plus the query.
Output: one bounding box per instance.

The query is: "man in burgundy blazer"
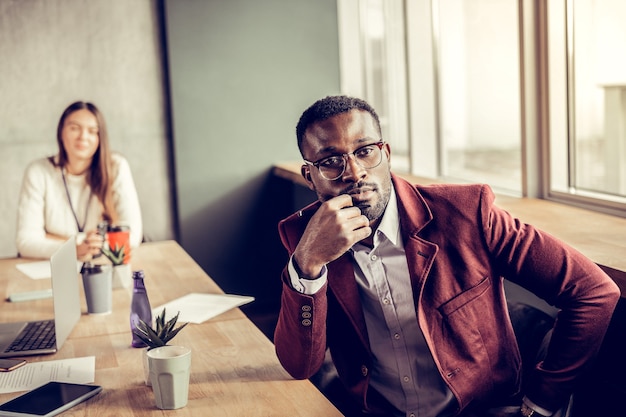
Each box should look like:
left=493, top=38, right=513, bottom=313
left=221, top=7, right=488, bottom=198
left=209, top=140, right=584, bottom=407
left=274, top=96, right=620, bottom=417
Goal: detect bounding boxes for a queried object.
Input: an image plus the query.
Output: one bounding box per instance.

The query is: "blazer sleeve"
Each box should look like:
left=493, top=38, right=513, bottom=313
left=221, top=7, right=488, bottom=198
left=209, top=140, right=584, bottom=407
left=274, top=208, right=329, bottom=380
left=480, top=184, right=621, bottom=411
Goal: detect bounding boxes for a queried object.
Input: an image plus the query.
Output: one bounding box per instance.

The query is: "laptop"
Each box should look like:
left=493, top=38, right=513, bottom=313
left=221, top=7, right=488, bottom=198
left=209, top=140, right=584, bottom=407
left=0, top=238, right=81, bottom=358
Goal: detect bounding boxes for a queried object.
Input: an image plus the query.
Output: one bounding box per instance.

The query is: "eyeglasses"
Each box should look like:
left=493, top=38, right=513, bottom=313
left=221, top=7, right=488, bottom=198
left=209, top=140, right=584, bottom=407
left=303, top=141, right=385, bottom=181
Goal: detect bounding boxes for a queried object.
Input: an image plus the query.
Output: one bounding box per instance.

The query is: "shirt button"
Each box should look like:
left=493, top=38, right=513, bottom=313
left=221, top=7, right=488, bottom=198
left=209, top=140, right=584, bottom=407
left=409, top=414, right=416, bottom=417
left=382, top=298, right=390, bottom=305
left=361, top=365, right=368, bottom=377
left=394, top=333, right=400, bottom=340
left=403, top=375, right=410, bottom=383
left=301, top=305, right=311, bottom=312
left=302, top=312, right=312, bottom=319
left=301, top=319, right=312, bottom=326
left=370, top=254, right=377, bottom=261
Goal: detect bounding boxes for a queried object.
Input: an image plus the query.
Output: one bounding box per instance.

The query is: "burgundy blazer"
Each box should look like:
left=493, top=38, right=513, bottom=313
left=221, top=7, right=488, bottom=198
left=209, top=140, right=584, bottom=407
left=274, top=174, right=620, bottom=415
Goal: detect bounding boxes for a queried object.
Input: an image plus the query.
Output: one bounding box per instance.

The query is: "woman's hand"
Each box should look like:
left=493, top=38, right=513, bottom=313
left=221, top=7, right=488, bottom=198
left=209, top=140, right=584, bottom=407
left=76, top=230, right=104, bottom=260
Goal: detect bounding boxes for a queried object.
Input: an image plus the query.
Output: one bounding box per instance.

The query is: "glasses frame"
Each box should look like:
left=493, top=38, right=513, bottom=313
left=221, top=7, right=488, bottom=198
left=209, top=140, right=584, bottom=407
left=303, top=141, right=386, bottom=181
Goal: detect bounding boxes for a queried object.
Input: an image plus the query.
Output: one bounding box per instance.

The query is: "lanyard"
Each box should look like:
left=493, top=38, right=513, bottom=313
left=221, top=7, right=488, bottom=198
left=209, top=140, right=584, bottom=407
left=61, top=168, right=92, bottom=233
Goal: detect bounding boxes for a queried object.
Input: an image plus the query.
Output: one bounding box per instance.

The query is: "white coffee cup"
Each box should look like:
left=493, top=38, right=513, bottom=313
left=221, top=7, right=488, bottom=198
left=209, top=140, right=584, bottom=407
left=147, top=345, right=192, bottom=409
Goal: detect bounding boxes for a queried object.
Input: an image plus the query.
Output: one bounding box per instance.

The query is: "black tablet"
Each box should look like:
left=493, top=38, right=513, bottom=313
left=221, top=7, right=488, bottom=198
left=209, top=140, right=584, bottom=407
left=0, top=381, right=102, bottom=417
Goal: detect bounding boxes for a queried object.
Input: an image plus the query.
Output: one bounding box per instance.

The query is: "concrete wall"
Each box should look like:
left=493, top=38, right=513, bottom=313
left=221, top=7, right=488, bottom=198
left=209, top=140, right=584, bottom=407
left=164, top=0, right=340, bottom=312
left=1, top=0, right=340, bottom=316
left=0, top=0, right=175, bottom=257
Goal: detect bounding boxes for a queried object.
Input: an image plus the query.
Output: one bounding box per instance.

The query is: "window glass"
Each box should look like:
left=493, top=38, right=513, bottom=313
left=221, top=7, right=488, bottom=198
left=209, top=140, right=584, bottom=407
left=436, top=0, right=522, bottom=194
left=571, top=0, right=626, bottom=197
left=358, top=0, right=410, bottom=172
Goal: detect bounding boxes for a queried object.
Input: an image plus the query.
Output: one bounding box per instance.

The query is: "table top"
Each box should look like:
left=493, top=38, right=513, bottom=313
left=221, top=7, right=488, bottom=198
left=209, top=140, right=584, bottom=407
left=0, top=240, right=342, bottom=416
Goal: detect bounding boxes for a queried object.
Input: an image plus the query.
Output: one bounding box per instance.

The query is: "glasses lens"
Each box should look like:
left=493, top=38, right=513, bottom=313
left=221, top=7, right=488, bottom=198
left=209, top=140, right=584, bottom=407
left=318, top=156, right=345, bottom=180
left=355, top=143, right=383, bottom=169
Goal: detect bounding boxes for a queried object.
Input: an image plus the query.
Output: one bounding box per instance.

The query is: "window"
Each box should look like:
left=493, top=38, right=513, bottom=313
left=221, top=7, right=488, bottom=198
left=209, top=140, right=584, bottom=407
left=338, top=0, right=410, bottom=172
left=338, top=0, right=626, bottom=216
left=548, top=0, right=626, bottom=214
left=434, top=0, right=522, bottom=194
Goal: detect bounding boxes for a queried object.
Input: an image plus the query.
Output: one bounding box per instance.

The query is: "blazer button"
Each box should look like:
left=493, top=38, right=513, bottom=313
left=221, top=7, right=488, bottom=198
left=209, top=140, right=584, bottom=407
left=361, top=365, right=368, bottom=377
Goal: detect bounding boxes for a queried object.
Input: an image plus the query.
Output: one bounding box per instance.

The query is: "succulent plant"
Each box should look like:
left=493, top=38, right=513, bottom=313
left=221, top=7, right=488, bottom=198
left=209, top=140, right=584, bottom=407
left=102, top=243, right=125, bottom=266
left=132, top=308, right=188, bottom=350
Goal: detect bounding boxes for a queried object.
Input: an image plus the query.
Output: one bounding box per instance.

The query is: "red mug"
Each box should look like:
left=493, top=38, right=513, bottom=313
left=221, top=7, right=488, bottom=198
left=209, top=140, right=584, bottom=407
left=107, top=225, right=131, bottom=264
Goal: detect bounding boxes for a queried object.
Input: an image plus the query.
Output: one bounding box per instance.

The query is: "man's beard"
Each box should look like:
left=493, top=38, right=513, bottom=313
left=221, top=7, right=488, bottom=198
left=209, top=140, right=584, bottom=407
left=317, top=178, right=392, bottom=223
left=352, top=184, right=390, bottom=222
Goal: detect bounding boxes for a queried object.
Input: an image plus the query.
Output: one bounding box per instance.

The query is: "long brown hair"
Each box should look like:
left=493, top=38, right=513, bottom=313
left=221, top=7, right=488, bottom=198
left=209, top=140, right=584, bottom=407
left=51, top=101, right=118, bottom=224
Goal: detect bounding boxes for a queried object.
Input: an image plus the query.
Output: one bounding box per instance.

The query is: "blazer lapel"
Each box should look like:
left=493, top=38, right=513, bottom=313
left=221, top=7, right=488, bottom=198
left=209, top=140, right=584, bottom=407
left=392, top=174, right=439, bottom=307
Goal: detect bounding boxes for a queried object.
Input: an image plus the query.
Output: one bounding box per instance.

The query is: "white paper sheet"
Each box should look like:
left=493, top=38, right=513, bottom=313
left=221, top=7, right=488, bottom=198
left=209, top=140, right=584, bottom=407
left=15, top=261, right=52, bottom=280
left=15, top=261, right=82, bottom=280
left=0, top=356, right=95, bottom=394
left=153, top=293, right=255, bottom=324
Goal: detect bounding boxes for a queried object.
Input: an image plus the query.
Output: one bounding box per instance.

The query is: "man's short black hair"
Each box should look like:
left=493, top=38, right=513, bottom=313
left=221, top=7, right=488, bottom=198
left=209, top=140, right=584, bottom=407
left=296, top=95, right=382, bottom=155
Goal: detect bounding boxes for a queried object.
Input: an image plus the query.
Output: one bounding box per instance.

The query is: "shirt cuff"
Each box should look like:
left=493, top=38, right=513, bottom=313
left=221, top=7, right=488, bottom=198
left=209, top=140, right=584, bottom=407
left=287, top=255, right=327, bottom=294
left=523, top=396, right=553, bottom=416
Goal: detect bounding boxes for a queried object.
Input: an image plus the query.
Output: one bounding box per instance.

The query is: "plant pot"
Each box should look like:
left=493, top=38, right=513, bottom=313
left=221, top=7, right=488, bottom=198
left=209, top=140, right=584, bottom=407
left=143, top=348, right=152, bottom=386
left=112, top=264, right=132, bottom=289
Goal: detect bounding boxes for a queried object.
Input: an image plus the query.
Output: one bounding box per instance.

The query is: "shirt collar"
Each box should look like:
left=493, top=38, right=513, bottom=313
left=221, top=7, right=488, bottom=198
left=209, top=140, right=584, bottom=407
left=375, top=184, right=401, bottom=247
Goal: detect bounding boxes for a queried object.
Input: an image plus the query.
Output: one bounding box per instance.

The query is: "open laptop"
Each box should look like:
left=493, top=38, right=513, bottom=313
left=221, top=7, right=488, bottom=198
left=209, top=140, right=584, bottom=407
left=0, top=238, right=81, bottom=358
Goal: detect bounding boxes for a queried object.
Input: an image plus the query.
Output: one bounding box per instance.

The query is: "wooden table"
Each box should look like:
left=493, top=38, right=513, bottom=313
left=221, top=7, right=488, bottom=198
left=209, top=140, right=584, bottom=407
left=0, top=241, right=343, bottom=416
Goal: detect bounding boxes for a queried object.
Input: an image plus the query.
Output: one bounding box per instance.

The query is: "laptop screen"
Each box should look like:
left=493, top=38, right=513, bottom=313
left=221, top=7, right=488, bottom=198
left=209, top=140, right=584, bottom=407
left=50, top=238, right=81, bottom=349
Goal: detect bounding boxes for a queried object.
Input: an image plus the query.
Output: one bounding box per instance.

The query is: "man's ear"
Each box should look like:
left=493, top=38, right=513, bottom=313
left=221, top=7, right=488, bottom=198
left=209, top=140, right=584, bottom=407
left=301, top=165, right=315, bottom=190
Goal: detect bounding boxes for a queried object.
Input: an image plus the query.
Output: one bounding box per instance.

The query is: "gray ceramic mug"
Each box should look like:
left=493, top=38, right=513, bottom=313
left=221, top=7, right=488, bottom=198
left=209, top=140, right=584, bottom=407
left=81, top=263, right=112, bottom=314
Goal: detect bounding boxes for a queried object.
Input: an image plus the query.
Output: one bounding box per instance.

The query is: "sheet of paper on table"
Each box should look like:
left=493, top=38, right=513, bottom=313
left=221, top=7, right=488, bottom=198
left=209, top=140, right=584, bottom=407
left=153, top=293, right=255, bottom=324
left=16, top=261, right=82, bottom=280
left=0, top=356, right=95, bottom=394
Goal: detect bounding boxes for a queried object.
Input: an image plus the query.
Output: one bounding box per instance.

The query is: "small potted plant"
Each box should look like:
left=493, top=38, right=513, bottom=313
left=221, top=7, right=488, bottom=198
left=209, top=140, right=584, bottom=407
left=133, top=308, right=188, bottom=386
left=133, top=308, right=188, bottom=349
left=102, top=243, right=124, bottom=265
left=102, top=243, right=131, bottom=288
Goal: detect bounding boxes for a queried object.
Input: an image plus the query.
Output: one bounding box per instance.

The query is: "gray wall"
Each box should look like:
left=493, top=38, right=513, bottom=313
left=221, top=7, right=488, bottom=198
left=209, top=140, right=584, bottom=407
left=164, top=0, right=340, bottom=308
left=0, top=0, right=175, bottom=257
left=1, top=0, right=340, bottom=312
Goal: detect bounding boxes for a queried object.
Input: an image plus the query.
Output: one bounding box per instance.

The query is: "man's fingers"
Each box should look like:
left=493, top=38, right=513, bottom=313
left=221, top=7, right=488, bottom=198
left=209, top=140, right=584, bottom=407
left=338, top=206, right=362, bottom=221
left=327, top=194, right=354, bottom=210
left=343, top=213, right=369, bottom=231
left=356, top=226, right=372, bottom=241
left=299, top=195, right=371, bottom=266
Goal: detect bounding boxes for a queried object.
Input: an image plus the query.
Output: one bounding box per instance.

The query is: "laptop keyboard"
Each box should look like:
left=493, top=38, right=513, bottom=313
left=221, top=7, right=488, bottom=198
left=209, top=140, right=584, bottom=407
left=6, top=320, right=56, bottom=353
